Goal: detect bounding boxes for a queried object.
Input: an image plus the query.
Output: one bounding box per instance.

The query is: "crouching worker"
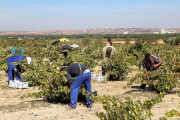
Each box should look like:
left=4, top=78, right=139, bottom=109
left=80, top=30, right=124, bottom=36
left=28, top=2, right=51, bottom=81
left=7, top=56, right=31, bottom=83
left=61, top=63, right=93, bottom=109
left=140, top=53, right=163, bottom=89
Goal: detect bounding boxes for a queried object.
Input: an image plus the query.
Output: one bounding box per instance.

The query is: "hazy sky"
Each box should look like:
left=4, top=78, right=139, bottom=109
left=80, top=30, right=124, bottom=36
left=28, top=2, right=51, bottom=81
left=0, top=0, right=180, bottom=31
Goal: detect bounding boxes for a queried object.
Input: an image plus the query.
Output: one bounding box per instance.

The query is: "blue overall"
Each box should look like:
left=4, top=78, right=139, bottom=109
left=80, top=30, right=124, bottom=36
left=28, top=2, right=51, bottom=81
left=70, top=72, right=93, bottom=109
left=7, top=56, right=25, bottom=81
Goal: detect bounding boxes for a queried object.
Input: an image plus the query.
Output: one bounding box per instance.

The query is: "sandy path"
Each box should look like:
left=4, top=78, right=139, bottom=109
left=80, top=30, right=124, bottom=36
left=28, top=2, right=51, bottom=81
left=0, top=65, right=180, bottom=120
left=102, top=40, right=165, bottom=44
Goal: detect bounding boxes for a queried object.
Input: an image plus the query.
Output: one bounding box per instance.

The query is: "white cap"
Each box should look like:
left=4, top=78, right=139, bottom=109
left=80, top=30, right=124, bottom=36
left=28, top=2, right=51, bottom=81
left=70, top=44, right=79, bottom=48
left=26, top=57, right=31, bottom=64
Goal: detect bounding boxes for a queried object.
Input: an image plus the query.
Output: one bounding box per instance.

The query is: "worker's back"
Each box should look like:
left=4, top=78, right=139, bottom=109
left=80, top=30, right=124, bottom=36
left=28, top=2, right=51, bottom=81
left=7, top=56, right=25, bottom=64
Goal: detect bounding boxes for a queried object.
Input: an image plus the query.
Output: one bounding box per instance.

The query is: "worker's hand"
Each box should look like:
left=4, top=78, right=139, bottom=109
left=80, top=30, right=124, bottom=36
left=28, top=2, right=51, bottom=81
left=154, top=64, right=158, bottom=69
left=69, top=84, right=72, bottom=88
left=146, top=76, right=149, bottom=80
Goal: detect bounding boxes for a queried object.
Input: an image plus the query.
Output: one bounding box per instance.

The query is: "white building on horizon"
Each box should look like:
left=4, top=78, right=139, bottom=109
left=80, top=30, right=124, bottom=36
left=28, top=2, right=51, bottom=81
left=123, top=31, right=128, bottom=34
left=160, top=29, right=176, bottom=34
left=160, top=29, right=167, bottom=34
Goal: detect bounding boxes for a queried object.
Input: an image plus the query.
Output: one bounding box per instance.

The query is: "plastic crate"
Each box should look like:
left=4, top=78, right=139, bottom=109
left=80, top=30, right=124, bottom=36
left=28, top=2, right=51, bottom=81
left=92, top=74, right=107, bottom=82
left=9, top=80, right=29, bottom=89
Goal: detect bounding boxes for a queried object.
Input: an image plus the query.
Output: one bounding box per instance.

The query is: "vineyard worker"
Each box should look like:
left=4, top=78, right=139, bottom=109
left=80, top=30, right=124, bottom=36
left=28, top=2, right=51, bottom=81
left=51, top=40, right=60, bottom=46
left=9, top=47, right=25, bottom=56
left=102, top=46, right=116, bottom=76
left=7, top=56, right=31, bottom=83
left=140, top=53, right=163, bottom=89
left=61, top=63, right=93, bottom=109
left=61, top=45, right=71, bottom=58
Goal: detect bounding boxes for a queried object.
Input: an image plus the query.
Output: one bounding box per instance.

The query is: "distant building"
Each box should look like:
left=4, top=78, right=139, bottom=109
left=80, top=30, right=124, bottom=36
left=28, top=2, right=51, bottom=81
left=160, top=29, right=176, bottom=34
left=123, top=31, right=128, bottom=34
left=18, top=37, right=23, bottom=40
left=153, top=32, right=159, bottom=34
left=167, top=30, right=176, bottom=34
left=160, top=29, right=167, bottom=34
left=27, top=37, right=34, bottom=40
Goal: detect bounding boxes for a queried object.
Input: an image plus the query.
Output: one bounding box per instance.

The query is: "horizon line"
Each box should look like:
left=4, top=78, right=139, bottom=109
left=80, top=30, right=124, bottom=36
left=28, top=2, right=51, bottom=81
left=1, top=27, right=180, bottom=32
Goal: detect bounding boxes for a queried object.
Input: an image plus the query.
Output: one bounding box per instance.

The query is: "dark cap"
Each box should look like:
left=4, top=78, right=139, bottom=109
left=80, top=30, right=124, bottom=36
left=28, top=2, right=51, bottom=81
left=106, top=47, right=112, bottom=54
left=145, top=53, right=151, bottom=58
left=106, top=47, right=112, bottom=52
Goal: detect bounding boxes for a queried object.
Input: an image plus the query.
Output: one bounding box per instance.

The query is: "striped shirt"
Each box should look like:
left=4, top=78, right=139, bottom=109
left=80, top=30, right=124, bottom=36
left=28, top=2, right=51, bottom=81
left=142, top=54, right=162, bottom=70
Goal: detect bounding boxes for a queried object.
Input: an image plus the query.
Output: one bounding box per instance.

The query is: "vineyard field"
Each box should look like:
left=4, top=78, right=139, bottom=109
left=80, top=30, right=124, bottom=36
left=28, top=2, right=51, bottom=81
left=0, top=39, right=180, bottom=120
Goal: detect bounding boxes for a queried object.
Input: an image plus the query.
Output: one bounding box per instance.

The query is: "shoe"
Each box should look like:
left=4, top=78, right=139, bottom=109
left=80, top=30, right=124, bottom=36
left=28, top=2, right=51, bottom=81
left=140, top=84, right=146, bottom=89
left=92, top=91, right=97, bottom=96
left=86, top=103, right=93, bottom=108
left=149, top=85, right=156, bottom=90
left=65, top=105, right=74, bottom=110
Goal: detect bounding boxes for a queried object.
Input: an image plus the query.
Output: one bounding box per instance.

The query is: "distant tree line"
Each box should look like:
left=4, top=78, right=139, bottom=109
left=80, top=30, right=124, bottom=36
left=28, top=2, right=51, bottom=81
left=1, top=33, right=180, bottom=41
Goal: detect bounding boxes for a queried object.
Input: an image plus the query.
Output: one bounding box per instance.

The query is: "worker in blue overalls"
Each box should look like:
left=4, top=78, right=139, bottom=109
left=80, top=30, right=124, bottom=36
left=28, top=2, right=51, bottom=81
left=7, top=56, right=31, bottom=83
left=9, top=47, right=25, bottom=56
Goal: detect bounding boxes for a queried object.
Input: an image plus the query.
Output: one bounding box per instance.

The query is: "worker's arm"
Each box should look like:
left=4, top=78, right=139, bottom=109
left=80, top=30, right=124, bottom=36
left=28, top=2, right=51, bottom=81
left=154, top=61, right=163, bottom=68
left=102, top=50, right=105, bottom=59
left=142, top=59, right=149, bottom=80
left=66, top=73, right=74, bottom=88
left=51, top=41, right=59, bottom=46
left=143, top=69, right=149, bottom=80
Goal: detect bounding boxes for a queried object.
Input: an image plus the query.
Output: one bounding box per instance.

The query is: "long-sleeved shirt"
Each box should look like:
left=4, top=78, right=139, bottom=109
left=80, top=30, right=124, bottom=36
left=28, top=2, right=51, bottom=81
left=142, top=54, right=162, bottom=71
left=65, top=63, right=89, bottom=84
left=102, top=46, right=116, bottom=59
left=51, top=41, right=60, bottom=46
left=7, top=56, right=25, bottom=69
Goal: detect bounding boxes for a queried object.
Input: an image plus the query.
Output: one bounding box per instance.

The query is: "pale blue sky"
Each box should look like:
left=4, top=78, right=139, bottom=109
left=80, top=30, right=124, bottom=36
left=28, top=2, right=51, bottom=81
left=0, top=0, right=180, bottom=31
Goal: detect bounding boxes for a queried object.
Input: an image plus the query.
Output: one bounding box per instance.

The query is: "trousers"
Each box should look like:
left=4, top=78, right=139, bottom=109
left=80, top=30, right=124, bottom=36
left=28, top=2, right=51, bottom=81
left=8, top=63, right=23, bottom=81
left=70, top=72, right=93, bottom=109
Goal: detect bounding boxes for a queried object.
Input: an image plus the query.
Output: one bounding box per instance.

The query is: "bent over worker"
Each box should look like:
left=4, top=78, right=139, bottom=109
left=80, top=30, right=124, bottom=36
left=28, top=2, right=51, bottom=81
left=7, top=56, right=31, bottom=83
left=61, top=45, right=71, bottom=58
left=61, top=63, right=93, bottom=109
left=9, top=47, right=25, bottom=56
left=140, top=53, right=163, bottom=89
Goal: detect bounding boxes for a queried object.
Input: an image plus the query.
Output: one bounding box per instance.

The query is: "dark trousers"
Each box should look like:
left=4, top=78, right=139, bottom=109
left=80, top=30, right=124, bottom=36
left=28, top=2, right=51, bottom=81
left=102, top=66, right=105, bottom=76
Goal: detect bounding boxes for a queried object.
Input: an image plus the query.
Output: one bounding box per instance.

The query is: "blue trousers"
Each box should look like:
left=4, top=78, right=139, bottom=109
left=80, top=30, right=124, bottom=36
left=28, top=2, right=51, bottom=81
left=70, top=72, right=93, bottom=109
left=8, top=63, right=23, bottom=81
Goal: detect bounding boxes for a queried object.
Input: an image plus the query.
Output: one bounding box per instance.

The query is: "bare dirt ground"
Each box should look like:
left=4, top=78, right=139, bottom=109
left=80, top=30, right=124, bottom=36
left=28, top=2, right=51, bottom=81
left=102, top=39, right=165, bottom=44
left=0, top=65, right=180, bottom=120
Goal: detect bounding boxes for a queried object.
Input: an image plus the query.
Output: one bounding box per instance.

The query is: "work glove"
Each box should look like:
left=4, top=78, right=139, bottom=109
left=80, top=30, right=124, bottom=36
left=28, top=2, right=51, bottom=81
left=14, top=68, right=22, bottom=76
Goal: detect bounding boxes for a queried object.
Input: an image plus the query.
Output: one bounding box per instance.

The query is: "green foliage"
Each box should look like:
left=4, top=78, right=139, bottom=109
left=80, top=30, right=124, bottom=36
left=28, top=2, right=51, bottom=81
left=101, top=49, right=134, bottom=80
left=82, top=36, right=92, bottom=46
left=165, top=37, right=176, bottom=45
left=175, top=36, right=180, bottom=45
left=94, top=38, right=103, bottom=47
left=125, top=37, right=131, bottom=44
left=165, top=109, right=180, bottom=117
left=96, top=93, right=165, bottom=120
left=142, top=35, right=157, bottom=44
